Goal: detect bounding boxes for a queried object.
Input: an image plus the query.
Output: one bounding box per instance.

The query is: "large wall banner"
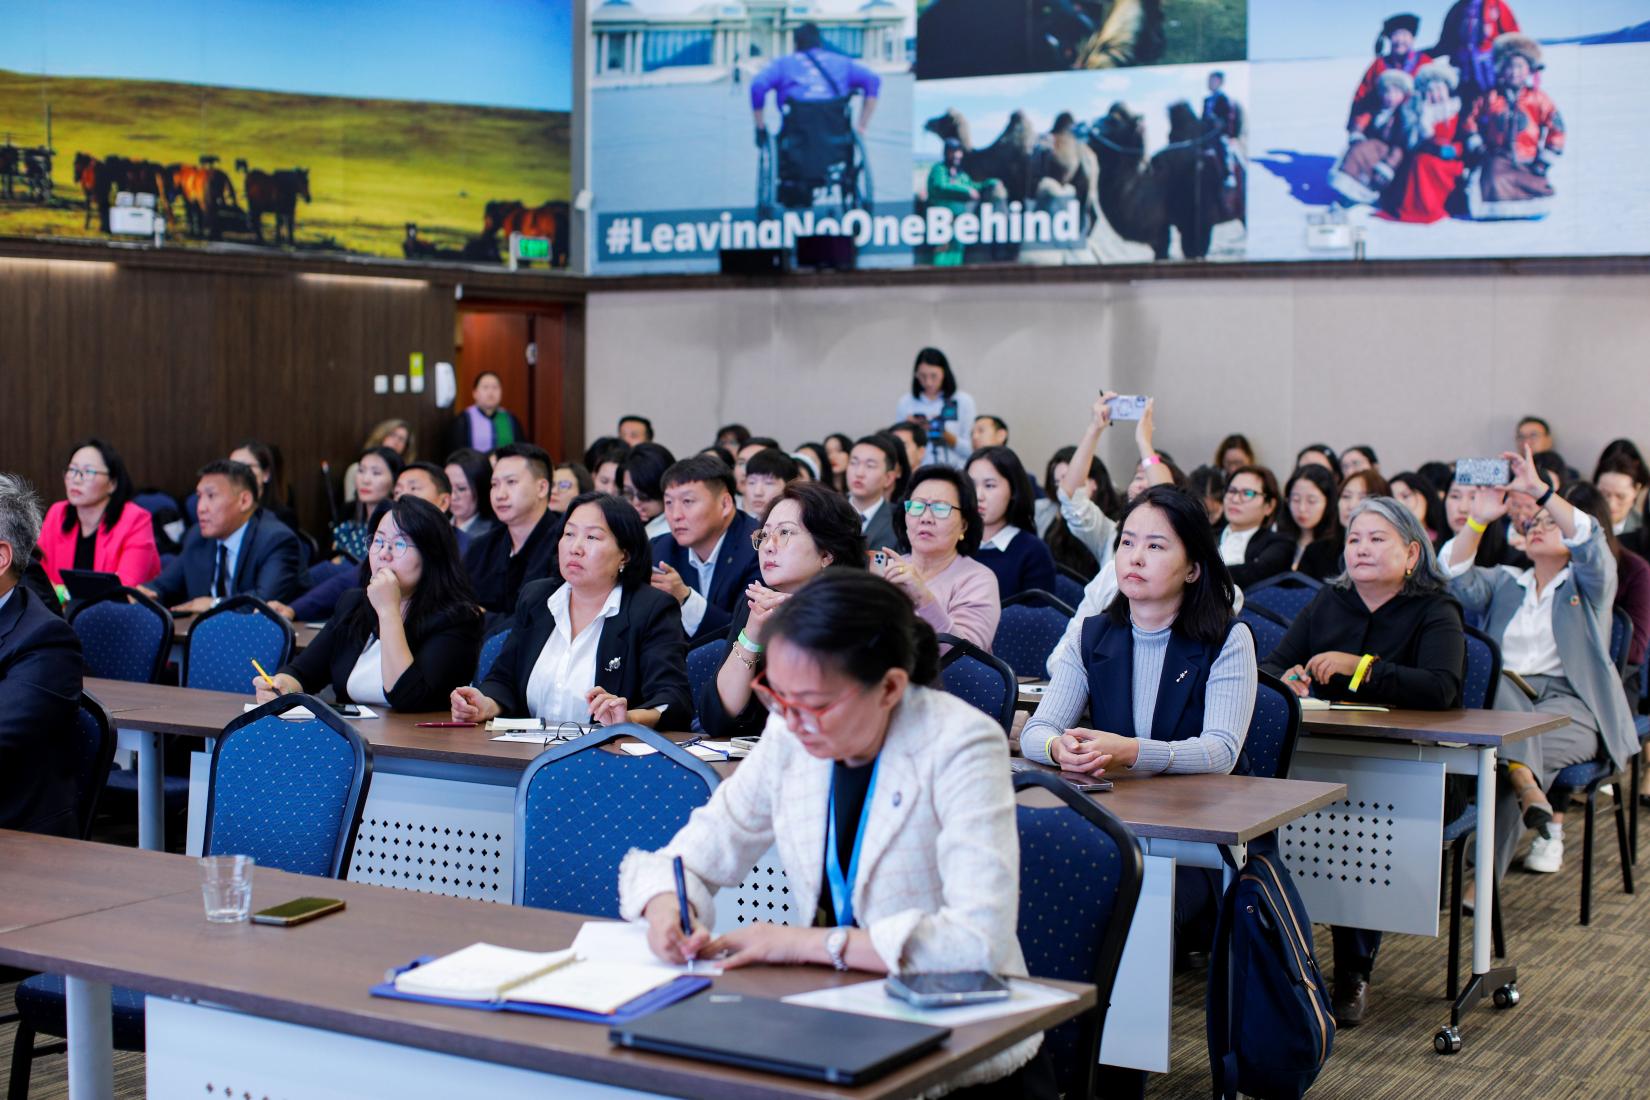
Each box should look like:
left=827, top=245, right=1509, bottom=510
left=0, top=0, right=573, bottom=267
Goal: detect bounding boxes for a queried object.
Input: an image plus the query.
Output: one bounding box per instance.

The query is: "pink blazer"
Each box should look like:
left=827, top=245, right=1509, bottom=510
left=38, top=500, right=163, bottom=589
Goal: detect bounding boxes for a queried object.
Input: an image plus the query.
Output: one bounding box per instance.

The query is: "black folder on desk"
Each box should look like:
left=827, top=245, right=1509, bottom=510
left=609, top=993, right=950, bottom=1085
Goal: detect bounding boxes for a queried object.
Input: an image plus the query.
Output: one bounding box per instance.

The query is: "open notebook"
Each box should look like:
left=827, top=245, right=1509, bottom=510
left=1297, top=699, right=1389, bottom=712
left=390, top=943, right=686, bottom=1016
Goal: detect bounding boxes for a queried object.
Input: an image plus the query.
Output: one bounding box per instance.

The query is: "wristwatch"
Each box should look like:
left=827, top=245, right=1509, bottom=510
left=824, top=927, right=850, bottom=971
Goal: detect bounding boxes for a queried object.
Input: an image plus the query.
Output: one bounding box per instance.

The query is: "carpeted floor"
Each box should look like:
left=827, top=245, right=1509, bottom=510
left=3, top=810, right=1644, bottom=1098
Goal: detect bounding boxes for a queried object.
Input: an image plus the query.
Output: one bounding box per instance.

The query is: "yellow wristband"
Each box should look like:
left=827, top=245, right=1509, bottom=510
left=1465, top=517, right=1488, bottom=534
left=1348, top=654, right=1376, bottom=692
left=1043, top=735, right=1058, bottom=763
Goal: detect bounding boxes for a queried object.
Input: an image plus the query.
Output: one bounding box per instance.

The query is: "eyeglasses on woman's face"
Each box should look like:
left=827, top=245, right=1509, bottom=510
left=620, top=486, right=654, bottom=504
left=64, top=465, right=108, bottom=483
left=751, top=522, right=804, bottom=552
left=751, top=670, right=867, bottom=735
left=370, top=535, right=414, bottom=559
left=903, top=498, right=956, bottom=519
left=1224, top=486, right=1262, bottom=501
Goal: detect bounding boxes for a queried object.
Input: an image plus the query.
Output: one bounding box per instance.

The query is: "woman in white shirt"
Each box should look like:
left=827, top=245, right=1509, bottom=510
left=450, top=493, right=692, bottom=730
left=894, top=347, right=976, bottom=469
left=622, top=569, right=1057, bottom=1097
left=1056, top=391, right=1172, bottom=575
left=255, top=497, right=482, bottom=711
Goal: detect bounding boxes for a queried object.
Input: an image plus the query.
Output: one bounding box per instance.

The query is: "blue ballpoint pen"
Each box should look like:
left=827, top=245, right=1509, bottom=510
left=673, top=854, right=696, bottom=972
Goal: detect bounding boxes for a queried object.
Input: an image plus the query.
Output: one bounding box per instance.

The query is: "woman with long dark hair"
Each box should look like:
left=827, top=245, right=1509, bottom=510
left=822, top=432, right=854, bottom=492
left=1389, top=471, right=1449, bottom=547
left=37, top=437, right=161, bottom=589
left=229, top=438, right=301, bottom=533
left=967, top=446, right=1056, bottom=599
left=255, top=496, right=483, bottom=711
left=444, top=447, right=498, bottom=539
left=1278, top=464, right=1343, bottom=579
left=333, top=445, right=403, bottom=561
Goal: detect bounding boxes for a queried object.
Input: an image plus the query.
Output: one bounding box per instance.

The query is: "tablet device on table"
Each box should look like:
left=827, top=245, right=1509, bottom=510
left=60, top=569, right=123, bottom=603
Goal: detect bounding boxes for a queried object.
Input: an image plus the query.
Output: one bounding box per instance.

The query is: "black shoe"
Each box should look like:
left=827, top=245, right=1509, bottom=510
left=1332, top=972, right=1369, bottom=1028
left=1523, top=801, right=1554, bottom=839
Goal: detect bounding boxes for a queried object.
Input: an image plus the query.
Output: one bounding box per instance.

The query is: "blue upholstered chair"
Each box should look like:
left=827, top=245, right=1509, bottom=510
left=473, top=626, right=512, bottom=685
left=1246, top=671, right=1301, bottom=782
left=70, top=693, right=119, bottom=840
left=993, top=591, right=1074, bottom=681
left=514, top=725, right=719, bottom=916
left=68, top=587, right=172, bottom=683
left=936, top=633, right=1018, bottom=733
left=1054, top=566, right=1088, bottom=613
left=1238, top=605, right=1289, bottom=667
left=10, top=696, right=372, bottom=1096
left=685, top=631, right=729, bottom=730
left=182, top=595, right=294, bottom=694
left=1013, top=770, right=1143, bottom=1099
left=1243, top=573, right=1322, bottom=624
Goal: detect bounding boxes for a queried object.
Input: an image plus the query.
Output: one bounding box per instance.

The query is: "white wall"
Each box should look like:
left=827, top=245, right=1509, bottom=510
left=585, top=274, right=1650, bottom=481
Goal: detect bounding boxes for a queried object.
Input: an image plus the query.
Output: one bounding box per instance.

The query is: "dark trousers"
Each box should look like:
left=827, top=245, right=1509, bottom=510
left=1331, top=925, right=1382, bottom=978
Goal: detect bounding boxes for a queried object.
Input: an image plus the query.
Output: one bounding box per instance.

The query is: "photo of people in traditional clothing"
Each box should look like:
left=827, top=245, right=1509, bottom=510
left=1247, top=1, right=1650, bottom=260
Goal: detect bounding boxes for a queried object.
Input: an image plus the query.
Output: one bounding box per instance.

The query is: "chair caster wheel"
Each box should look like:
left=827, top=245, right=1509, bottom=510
left=1493, top=982, right=1520, bottom=1008
left=1434, top=1026, right=1462, bottom=1054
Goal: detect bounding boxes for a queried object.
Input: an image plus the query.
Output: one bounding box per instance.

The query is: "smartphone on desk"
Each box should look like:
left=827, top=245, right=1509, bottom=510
left=251, top=897, right=345, bottom=927
left=886, top=972, right=1010, bottom=1008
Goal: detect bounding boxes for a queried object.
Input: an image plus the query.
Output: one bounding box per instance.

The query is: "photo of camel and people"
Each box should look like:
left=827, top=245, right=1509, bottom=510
left=0, top=0, right=572, bottom=266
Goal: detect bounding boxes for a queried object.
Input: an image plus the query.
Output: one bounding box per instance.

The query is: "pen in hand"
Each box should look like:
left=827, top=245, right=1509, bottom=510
left=673, top=854, right=696, bottom=973
left=251, top=659, right=281, bottom=695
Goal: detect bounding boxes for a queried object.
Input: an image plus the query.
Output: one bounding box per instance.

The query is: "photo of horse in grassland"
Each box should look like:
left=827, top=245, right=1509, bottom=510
left=0, top=69, right=571, bottom=263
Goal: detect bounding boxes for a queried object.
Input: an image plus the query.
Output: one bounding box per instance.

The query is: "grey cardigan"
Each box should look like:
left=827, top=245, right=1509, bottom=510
left=1442, top=517, right=1635, bottom=770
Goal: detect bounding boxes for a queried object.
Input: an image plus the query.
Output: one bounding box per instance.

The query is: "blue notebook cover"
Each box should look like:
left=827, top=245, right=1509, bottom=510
left=371, top=956, right=710, bottom=1025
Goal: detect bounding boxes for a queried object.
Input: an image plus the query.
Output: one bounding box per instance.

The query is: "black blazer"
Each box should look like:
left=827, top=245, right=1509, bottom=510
left=148, top=510, right=302, bottom=606
left=0, top=585, right=83, bottom=836
left=280, top=588, right=484, bottom=712
left=860, top=499, right=897, bottom=558
left=462, top=508, right=559, bottom=617
left=650, top=511, right=762, bottom=641
left=695, top=599, right=768, bottom=739
left=1296, top=538, right=1342, bottom=582
left=479, top=579, right=692, bottom=731
left=1219, top=525, right=1295, bottom=589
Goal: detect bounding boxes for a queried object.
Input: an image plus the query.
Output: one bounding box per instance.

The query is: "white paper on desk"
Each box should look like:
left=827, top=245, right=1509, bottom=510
left=619, top=742, right=726, bottom=762
left=1298, top=699, right=1389, bottom=712
left=570, top=920, right=723, bottom=976
left=489, top=718, right=545, bottom=732
left=783, top=978, right=1076, bottom=1027
left=241, top=703, right=377, bottom=720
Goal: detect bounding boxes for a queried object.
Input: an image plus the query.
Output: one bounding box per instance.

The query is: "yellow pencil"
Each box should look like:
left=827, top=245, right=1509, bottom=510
left=251, top=659, right=280, bottom=693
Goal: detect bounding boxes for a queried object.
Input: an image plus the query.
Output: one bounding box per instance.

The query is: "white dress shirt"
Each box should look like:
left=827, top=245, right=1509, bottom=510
left=678, top=530, right=728, bottom=636
left=645, top=514, right=671, bottom=541
left=1218, top=524, right=1259, bottom=568
left=980, top=525, right=1020, bottom=552
left=215, top=518, right=251, bottom=598
left=344, top=637, right=390, bottom=706
left=854, top=497, right=885, bottom=533
left=525, top=583, right=624, bottom=722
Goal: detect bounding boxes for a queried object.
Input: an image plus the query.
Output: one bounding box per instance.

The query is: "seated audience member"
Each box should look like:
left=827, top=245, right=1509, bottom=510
left=732, top=437, right=781, bottom=499
left=1562, top=483, right=1650, bottom=679
left=881, top=465, right=1000, bottom=651
left=1389, top=472, right=1448, bottom=546
left=551, top=461, right=595, bottom=516
left=585, top=438, right=631, bottom=497
left=1262, top=496, right=1465, bottom=1027
left=342, top=419, right=413, bottom=503
left=141, top=460, right=301, bottom=612
left=1594, top=437, right=1647, bottom=495
left=700, top=483, right=866, bottom=738
left=624, top=570, right=1056, bottom=1096
left=1440, top=450, right=1636, bottom=881
left=1340, top=446, right=1380, bottom=479
left=822, top=432, right=853, bottom=492
left=971, top=415, right=1010, bottom=453
left=1444, top=476, right=1518, bottom=568
left=443, top=371, right=523, bottom=456
left=887, top=422, right=927, bottom=481
left=1214, top=433, right=1256, bottom=476
left=255, top=498, right=483, bottom=712
left=1186, top=465, right=1226, bottom=527
left=618, top=415, right=655, bottom=446
left=0, top=474, right=83, bottom=837
left=229, top=439, right=301, bottom=534
left=621, top=442, right=677, bottom=541
left=1279, top=465, right=1343, bottom=580
left=1515, top=415, right=1554, bottom=455
left=452, top=493, right=691, bottom=730
left=794, top=443, right=831, bottom=486
left=38, top=438, right=161, bottom=590
left=1595, top=453, right=1647, bottom=538
left=1297, top=444, right=1339, bottom=473
left=334, top=446, right=402, bottom=561
left=1219, top=466, right=1293, bottom=588
left=444, top=448, right=498, bottom=540
left=700, top=445, right=737, bottom=469
left=1338, top=468, right=1391, bottom=528
left=651, top=455, right=761, bottom=641
left=968, top=447, right=1056, bottom=600
left=1057, top=394, right=1170, bottom=576
left=845, top=435, right=903, bottom=553
left=715, top=423, right=752, bottom=453
left=463, top=443, right=558, bottom=617
left=395, top=462, right=469, bottom=552
left=1416, top=461, right=1454, bottom=496
left=742, top=448, right=799, bottom=521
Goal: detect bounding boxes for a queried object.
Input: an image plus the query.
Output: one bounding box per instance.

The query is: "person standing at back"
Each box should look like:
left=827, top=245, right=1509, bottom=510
left=444, top=371, right=525, bottom=456
left=895, top=347, right=976, bottom=468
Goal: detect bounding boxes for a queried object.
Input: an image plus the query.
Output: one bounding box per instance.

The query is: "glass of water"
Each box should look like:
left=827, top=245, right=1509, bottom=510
left=200, top=855, right=254, bottom=922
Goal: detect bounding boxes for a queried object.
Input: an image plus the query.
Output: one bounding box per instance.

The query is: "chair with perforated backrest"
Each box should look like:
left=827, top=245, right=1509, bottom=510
left=1246, top=671, right=1301, bottom=782
left=685, top=629, right=730, bottom=730
left=1054, top=567, right=1088, bottom=612
left=514, top=725, right=719, bottom=916
left=182, top=595, right=295, bottom=693
left=1442, top=626, right=1506, bottom=999
left=131, top=490, right=178, bottom=518
left=473, top=627, right=512, bottom=685
left=1238, top=605, right=1289, bottom=666
left=1013, top=770, right=1143, bottom=1100
left=68, top=587, right=172, bottom=683
left=10, top=695, right=373, bottom=1095
left=936, top=633, right=1017, bottom=734
left=993, top=591, right=1074, bottom=681
left=1243, top=573, right=1322, bottom=624
left=70, top=693, right=119, bottom=840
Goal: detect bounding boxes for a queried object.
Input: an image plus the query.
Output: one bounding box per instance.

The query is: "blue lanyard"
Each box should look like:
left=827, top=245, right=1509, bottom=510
left=824, top=759, right=881, bottom=928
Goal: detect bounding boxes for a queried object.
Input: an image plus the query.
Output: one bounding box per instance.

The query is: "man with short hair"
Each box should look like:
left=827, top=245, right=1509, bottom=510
left=396, top=462, right=472, bottom=554
left=618, top=415, right=654, bottom=446
left=847, top=435, right=901, bottom=552
left=650, top=456, right=760, bottom=640
left=971, top=415, right=1009, bottom=452
left=141, top=459, right=301, bottom=611
left=0, top=473, right=82, bottom=837
left=1515, top=416, right=1553, bottom=454
left=887, top=422, right=927, bottom=475
left=462, top=443, right=558, bottom=616
left=741, top=448, right=798, bottom=520
left=733, top=436, right=781, bottom=499
left=715, top=423, right=751, bottom=452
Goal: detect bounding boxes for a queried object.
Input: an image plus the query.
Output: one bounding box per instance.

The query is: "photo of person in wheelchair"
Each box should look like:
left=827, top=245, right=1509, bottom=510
left=750, top=21, right=880, bottom=213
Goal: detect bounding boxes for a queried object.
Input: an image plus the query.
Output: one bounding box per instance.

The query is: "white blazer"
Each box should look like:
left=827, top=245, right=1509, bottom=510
left=619, top=684, right=1037, bottom=1091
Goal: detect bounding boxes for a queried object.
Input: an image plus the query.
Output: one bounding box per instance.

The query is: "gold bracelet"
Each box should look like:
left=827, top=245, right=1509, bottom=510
left=733, top=646, right=760, bottom=673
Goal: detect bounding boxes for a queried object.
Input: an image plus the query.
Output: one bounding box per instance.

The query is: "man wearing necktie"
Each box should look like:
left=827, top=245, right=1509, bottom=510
left=141, top=460, right=301, bottom=613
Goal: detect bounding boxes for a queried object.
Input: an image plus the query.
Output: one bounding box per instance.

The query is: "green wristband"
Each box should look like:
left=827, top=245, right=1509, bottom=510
left=737, top=629, right=764, bottom=654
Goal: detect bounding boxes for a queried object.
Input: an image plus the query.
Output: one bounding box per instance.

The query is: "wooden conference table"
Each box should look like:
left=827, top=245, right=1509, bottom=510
left=0, top=831, right=1093, bottom=1100
left=85, top=676, right=1343, bottom=1073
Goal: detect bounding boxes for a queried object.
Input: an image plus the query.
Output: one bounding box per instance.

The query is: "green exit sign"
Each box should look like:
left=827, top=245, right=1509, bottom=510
left=514, top=236, right=550, bottom=260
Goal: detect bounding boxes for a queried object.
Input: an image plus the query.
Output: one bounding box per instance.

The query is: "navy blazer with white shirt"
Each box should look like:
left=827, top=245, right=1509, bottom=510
left=0, top=585, right=83, bottom=836
left=148, top=510, right=301, bottom=606
left=859, top=498, right=897, bottom=558
left=649, top=511, right=762, bottom=641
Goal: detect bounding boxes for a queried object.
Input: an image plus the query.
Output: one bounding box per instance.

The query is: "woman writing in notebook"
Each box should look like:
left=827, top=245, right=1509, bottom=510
left=449, top=492, right=692, bottom=730
left=622, top=570, right=1057, bottom=1096
left=1258, top=495, right=1464, bottom=1029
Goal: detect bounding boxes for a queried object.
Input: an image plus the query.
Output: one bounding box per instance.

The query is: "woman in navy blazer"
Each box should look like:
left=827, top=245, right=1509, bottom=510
left=452, top=492, right=692, bottom=731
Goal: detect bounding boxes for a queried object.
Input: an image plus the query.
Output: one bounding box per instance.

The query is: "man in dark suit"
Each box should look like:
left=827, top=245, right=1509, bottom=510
left=0, top=474, right=83, bottom=837
left=650, top=456, right=761, bottom=641
left=847, top=434, right=902, bottom=554
left=463, top=443, right=559, bottom=619
left=140, top=460, right=301, bottom=612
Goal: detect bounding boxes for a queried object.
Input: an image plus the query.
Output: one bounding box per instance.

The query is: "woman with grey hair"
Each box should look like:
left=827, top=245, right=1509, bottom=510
left=1260, top=494, right=1466, bottom=1030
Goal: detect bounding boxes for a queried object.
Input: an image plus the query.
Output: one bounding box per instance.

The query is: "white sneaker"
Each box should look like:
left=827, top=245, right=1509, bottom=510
left=1524, top=827, right=1565, bottom=873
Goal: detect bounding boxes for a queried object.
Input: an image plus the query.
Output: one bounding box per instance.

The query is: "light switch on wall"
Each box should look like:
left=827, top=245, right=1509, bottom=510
left=374, top=375, right=389, bottom=394
left=393, top=374, right=408, bottom=393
